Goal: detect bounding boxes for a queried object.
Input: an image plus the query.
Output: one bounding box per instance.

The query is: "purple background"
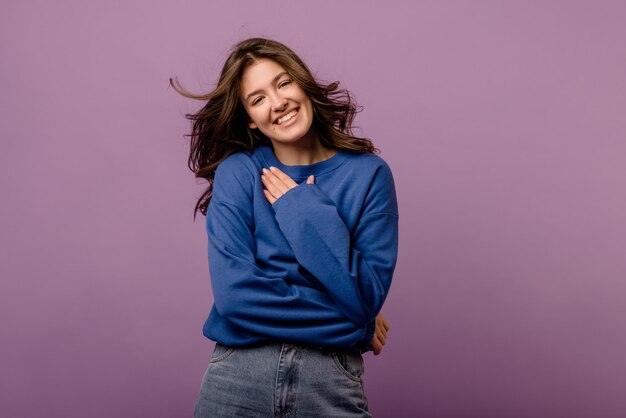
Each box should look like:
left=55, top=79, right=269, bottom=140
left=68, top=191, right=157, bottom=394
left=2, top=1, right=625, bottom=417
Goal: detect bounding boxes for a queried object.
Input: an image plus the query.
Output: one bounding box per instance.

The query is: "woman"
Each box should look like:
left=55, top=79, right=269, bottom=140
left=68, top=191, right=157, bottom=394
left=171, top=37, right=399, bottom=417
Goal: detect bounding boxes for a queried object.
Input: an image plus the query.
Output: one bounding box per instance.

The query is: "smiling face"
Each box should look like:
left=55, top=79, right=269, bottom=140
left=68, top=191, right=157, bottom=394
left=240, top=58, right=317, bottom=147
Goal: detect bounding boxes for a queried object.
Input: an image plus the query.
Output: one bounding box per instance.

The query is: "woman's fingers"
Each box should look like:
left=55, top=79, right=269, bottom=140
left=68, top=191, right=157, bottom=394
left=377, top=316, right=388, bottom=339
left=268, top=166, right=298, bottom=188
left=261, top=169, right=291, bottom=197
left=261, top=167, right=294, bottom=196
left=378, top=313, right=391, bottom=332
left=262, top=188, right=276, bottom=205
left=376, top=329, right=386, bottom=347
left=260, top=174, right=279, bottom=203
left=371, top=334, right=383, bottom=355
left=261, top=167, right=313, bottom=203
left=370, top=313, right=391, bottom=356
left=368, top=313, right=390, bottom=356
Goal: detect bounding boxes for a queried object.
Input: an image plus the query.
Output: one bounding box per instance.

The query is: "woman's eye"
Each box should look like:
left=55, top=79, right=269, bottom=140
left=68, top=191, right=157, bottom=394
left=252, top=97, right=263, bottom=105
left=279, top=80, right=292, bottom=88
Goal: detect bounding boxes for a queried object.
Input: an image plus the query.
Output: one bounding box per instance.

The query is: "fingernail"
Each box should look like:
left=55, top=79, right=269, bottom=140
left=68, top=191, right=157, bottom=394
left=262, top=168, right=269, bottom=173
left=269, top=166, right=277, bottom=171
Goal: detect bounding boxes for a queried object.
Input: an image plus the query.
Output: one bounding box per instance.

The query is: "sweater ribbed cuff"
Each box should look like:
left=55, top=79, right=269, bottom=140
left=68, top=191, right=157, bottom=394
left=357, top=319, right=376, bottom=353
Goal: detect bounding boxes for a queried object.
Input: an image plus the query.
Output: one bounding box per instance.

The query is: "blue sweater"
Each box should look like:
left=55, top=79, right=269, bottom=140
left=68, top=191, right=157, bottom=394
left=202, top=144, right=399, bottom=352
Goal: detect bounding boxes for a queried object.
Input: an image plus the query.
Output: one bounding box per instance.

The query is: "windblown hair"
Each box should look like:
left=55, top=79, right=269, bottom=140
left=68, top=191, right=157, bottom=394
left=170, top=37, right=378, bottom=218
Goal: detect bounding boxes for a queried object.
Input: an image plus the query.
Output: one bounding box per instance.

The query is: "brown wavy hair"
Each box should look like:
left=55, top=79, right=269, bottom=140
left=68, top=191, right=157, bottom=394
left=170, top=37, right=378, bottom=218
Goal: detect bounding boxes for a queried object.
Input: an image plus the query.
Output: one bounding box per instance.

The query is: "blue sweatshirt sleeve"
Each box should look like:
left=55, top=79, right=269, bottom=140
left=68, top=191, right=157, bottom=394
left=206, top=155, right=374, bottom=349
left=271, top=162, right=399, bottom=327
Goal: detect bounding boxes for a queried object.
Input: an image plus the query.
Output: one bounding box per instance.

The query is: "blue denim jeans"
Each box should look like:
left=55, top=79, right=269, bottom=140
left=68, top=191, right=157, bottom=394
left=194, top=341, right=372, bottom=417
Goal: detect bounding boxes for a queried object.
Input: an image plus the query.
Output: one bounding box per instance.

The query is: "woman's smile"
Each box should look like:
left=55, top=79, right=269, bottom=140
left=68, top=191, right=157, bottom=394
left=274, top=108, right=299, bottom=126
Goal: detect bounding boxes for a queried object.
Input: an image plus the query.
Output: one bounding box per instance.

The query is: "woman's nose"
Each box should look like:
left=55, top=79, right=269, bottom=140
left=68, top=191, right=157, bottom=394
left=271, top=95, right=288, bottom=111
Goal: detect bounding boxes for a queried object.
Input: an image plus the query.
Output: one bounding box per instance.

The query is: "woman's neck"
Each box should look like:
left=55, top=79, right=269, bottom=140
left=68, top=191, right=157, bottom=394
left=270, top=131, right=336, bottom=166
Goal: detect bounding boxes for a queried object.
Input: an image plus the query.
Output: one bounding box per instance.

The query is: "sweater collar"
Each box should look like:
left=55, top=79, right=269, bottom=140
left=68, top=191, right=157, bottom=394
left=256, top=145, right=350, bottom=179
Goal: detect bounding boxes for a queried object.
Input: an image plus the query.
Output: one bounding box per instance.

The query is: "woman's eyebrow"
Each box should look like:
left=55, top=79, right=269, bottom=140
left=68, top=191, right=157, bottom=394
left=245, top=71, right=288, bottom=101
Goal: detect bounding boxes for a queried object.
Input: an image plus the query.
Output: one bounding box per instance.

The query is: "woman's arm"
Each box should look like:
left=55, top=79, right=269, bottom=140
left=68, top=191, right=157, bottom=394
left=207, top=198, right=374, bottom=348
left=205, top=155, right=375, bottom=349
left=263, top=163, right=399, bottom=328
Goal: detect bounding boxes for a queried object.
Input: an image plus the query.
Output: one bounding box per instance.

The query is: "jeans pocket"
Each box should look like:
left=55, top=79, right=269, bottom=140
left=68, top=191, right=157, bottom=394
left=209, top=342, right=236, bottom=363
left=331, top=349, right=364, bottom=382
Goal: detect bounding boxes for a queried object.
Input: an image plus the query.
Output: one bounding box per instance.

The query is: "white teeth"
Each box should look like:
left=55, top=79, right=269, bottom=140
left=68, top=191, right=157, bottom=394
left=276, top=109, right=297, bottom=125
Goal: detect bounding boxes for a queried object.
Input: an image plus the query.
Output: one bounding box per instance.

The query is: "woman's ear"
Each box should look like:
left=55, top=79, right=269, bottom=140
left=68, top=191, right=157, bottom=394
left=249, top=121, right=258, bottom=129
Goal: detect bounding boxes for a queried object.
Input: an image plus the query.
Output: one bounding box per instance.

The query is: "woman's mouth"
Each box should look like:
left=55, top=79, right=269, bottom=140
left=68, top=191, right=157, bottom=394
left=274, top=108, right=299, bottom=126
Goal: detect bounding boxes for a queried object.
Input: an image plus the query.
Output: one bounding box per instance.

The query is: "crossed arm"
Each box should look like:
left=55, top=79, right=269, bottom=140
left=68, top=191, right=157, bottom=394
left=260, top=166, right=393, bottom=355
left=206, top=154, right=397, bottom=353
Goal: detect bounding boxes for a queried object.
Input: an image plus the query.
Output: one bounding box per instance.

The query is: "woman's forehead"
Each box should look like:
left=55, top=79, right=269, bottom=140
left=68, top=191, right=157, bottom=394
left=240, top=59, right=289, bottom=95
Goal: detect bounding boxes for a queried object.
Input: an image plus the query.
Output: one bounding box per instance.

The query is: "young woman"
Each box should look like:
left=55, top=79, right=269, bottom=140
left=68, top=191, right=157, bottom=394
left=171, top=37, right=399, bottom=417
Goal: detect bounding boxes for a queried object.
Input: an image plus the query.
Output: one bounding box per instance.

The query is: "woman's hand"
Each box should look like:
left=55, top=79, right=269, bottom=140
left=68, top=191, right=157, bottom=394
left=370, top=313, right=391, bottom=356
left=262, top=165, right=392, bottom=354
left=261, top=166, right=314, bottom=205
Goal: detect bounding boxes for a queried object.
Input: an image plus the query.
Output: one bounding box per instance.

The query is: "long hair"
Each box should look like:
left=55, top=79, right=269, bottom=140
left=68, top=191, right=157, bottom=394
left=170, top=37, right=378, bottom=218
